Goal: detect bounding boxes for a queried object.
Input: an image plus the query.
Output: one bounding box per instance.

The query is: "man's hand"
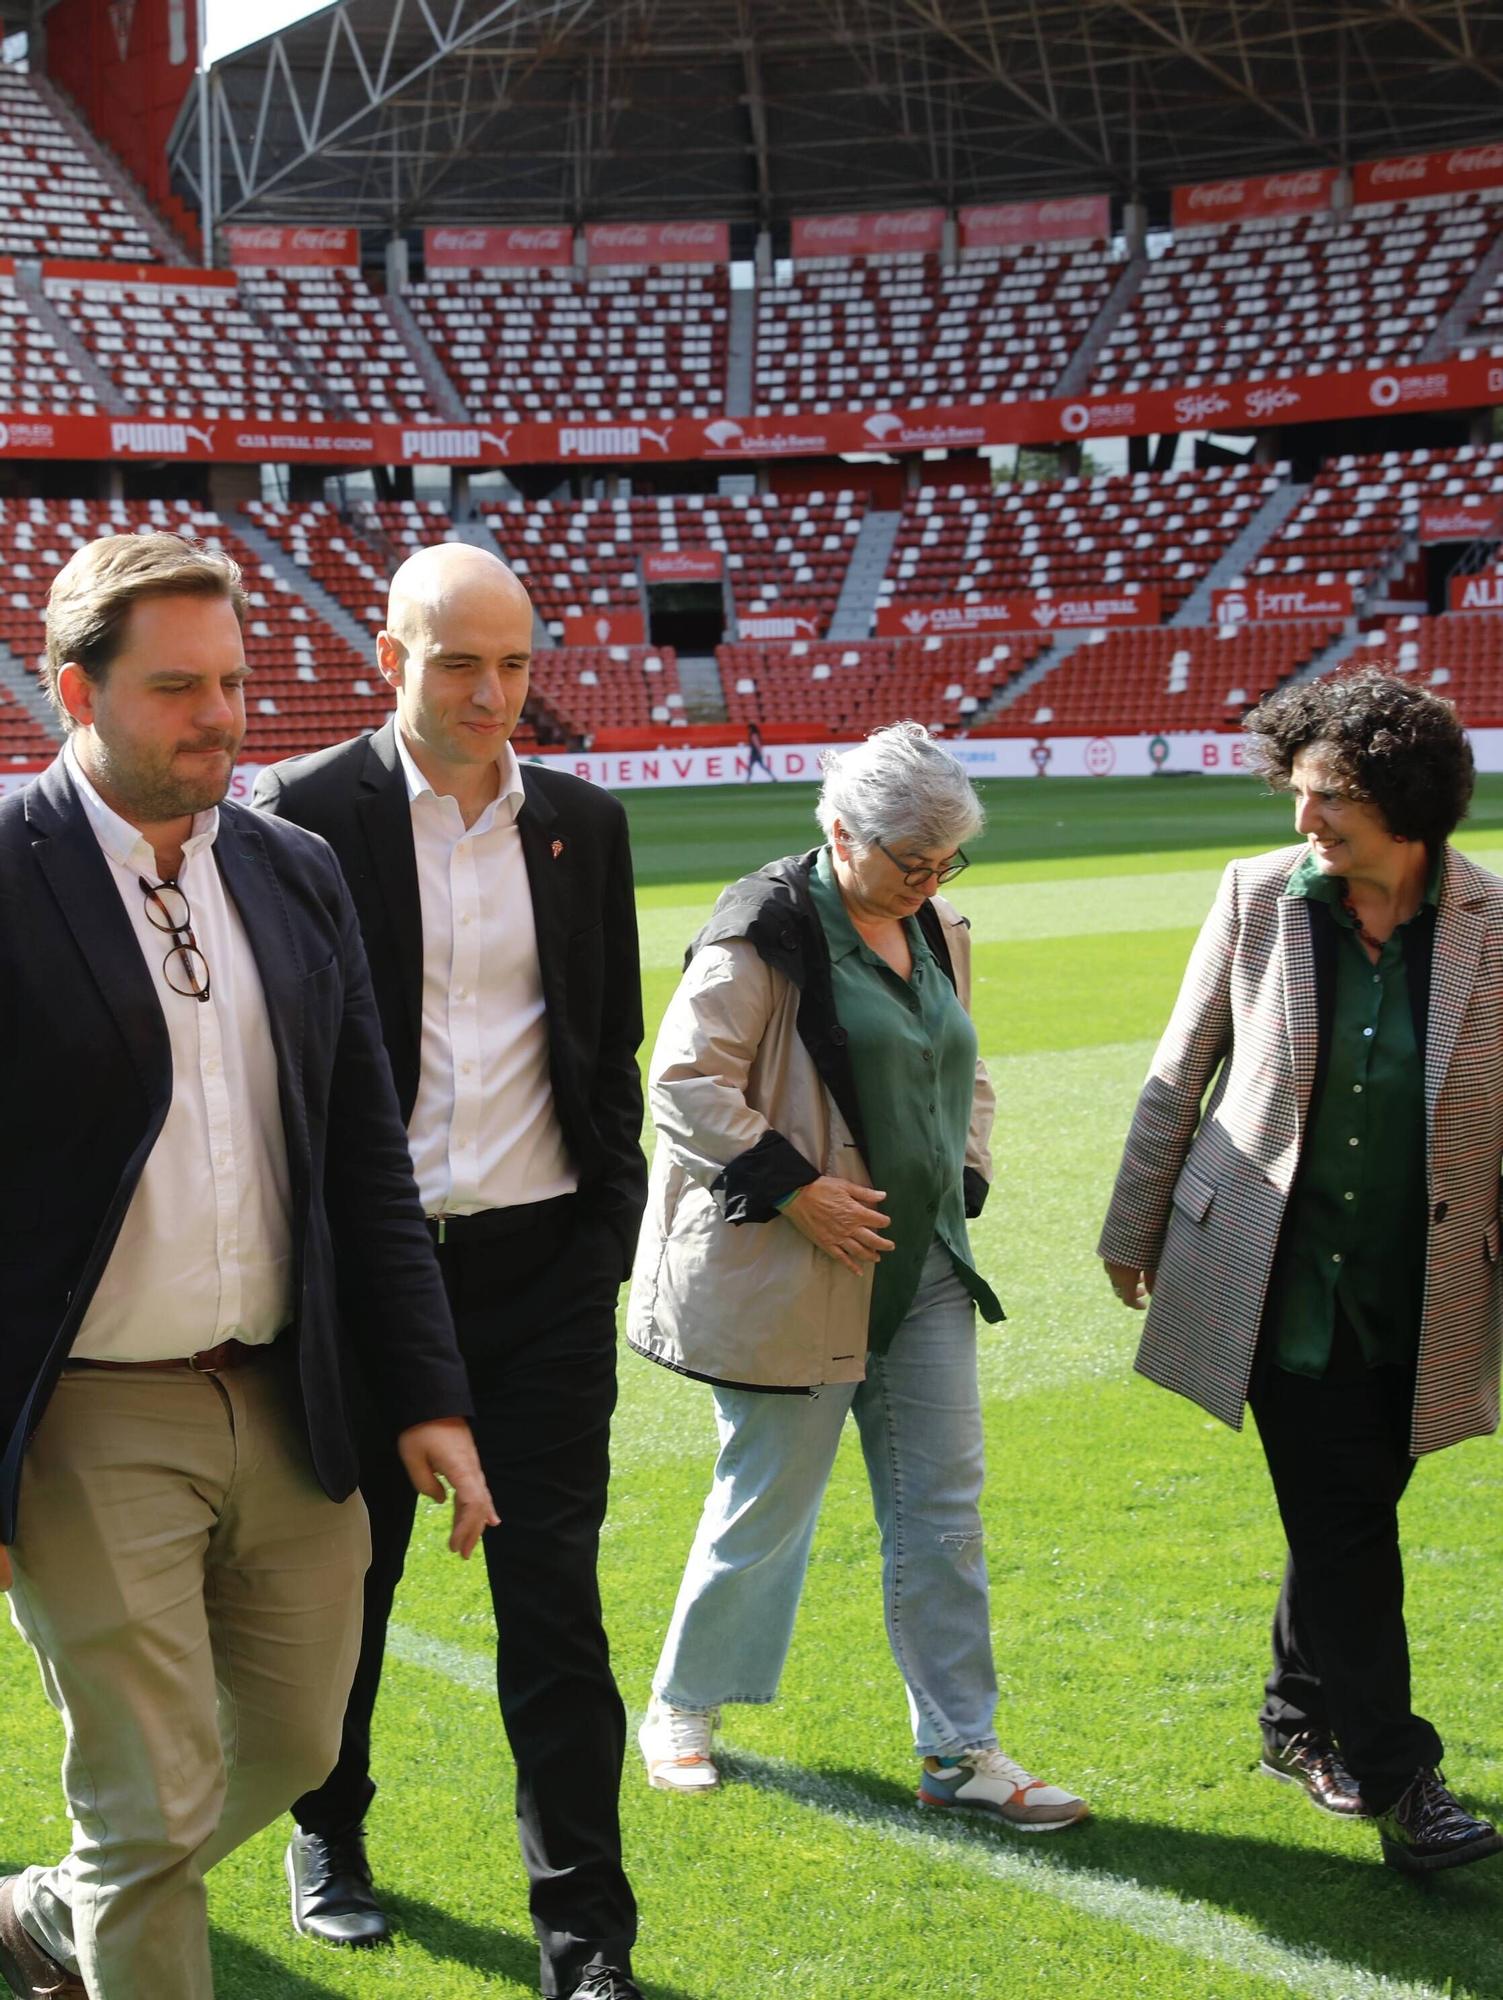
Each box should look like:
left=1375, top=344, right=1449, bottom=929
left=0, top=1546, right=10, bottom=1592
left=1104, top=1259, right=1155, bottom=1310
left=396, top=1418, right=498, bottom=1558
left=783, top=1177, right=894, bottom=1275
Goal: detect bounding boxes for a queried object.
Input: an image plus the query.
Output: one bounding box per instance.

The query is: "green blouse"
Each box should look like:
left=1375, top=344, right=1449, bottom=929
left=807, top=848, right=1002, bottom=1353
left=1261, top=849, right=1437, bottom=1378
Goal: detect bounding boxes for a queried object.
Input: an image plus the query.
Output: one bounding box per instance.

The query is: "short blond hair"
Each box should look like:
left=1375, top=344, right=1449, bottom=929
left=44, top=532, right=248, bottom=730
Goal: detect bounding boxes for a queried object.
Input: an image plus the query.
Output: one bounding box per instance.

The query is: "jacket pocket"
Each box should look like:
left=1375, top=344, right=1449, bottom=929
left=1170, top=1164, right=1217, bottom=1224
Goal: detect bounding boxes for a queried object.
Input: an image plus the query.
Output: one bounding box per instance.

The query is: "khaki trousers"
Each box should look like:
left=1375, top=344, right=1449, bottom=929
left=5, top=1349, right=370, bottom=2000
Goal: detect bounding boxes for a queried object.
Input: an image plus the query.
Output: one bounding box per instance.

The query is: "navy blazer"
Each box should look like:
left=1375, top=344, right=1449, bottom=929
left=254, top=720, right=648, bottom=1274
left=0, top=754, right=471, bottom=1543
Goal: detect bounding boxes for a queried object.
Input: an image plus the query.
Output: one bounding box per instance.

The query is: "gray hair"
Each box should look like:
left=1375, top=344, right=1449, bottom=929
left=815, top=721, right=985, bottom=854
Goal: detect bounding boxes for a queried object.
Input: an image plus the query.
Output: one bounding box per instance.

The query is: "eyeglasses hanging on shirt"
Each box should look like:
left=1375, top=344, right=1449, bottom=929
left=138, top=876, right=212, bottom=1003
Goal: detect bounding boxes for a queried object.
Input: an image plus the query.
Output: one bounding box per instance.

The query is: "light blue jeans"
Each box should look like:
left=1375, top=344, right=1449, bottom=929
left=653, top=1240, right=999, bottom=1757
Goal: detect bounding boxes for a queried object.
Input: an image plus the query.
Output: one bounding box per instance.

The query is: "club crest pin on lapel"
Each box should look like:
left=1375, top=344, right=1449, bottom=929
left=551, top=839, right=564, bottom=859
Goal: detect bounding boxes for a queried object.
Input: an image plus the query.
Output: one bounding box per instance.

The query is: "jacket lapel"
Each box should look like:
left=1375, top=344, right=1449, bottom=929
left=1426, top=845, right=1486, bottom=1118
left=1278, top=895, right=1320, bottom=1126
left=26, top=755, right=169, bottom=1103
left=517, top=767, right=567, bottom=1018
left=356, top=720, right=424, bottom=1048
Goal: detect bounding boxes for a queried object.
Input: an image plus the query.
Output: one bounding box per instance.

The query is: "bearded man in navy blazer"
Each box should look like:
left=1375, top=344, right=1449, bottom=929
left=0, top=533, right=494, bottom=2000
left=254, top=544, right=648, bottom=2000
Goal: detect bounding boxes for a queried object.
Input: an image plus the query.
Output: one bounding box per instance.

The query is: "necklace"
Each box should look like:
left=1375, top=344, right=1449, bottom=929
left=1341, top=891, right=1386, bottom=952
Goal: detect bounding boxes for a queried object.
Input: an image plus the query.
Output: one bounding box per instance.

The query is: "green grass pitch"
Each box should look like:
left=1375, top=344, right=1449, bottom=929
left=4, top=775, right=1503, bottom=1999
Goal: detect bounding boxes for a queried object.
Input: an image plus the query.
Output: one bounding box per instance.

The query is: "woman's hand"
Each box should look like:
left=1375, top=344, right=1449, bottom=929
left=1103, top=1259, right=1155, bottom=1309
left=783, top=1178, right=894, bottom=1274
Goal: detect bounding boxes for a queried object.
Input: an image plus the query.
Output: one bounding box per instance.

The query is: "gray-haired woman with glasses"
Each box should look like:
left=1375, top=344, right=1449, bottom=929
left=629, top=722, right=1087, bottom=1831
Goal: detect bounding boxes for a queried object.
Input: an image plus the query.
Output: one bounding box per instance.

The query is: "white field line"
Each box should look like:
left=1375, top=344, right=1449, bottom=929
left=385, top=1626, right=1451, bottom=2000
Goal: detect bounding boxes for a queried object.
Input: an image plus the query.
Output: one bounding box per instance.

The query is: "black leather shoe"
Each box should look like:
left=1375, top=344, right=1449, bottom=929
left=569, top=1967, right=644, bottom=2000
left=1259, top=1730, right=1368, bottom=1818
left=0, top=1876, right=86, bottom=1996
left=285, top=1829, right=392, bottom=1946
left=1376, top=1769, right=1503, bottom=1875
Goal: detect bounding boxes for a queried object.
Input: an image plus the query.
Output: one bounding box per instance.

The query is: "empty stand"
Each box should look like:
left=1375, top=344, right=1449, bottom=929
left=1245, top=442, right=1503, bottom=590
left=1350, top=612, right=1503, bottom=727
left=239, top=270, right=433, bottom=422
left=0, top=65, right=158, bottom=262
left=986, top=621, right=1339, bottom=735
left=718, top=633, right=1051, bottom=735
left=0, top=271, right=100, bottom=411
left=755, top=245, right=1121, bottom=413
left=409, top=266, right=728, bottom=422
left=1093, top=197, right=1500, bottom=391
left=485, top=490, right=867, bottom=640
left=882, top=465, right=1278, bottom=616
left=46, top=271, right=330, bottom=422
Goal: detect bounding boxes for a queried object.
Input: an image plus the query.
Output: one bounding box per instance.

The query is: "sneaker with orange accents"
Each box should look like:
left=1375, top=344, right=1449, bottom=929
left=918, top=1747, right=1089, bottom=1830
left=638, top=1697, right=721, bottom=1794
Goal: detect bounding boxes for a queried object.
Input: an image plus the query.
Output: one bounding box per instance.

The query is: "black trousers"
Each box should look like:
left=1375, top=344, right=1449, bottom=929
left=1249, top=1310, right=1442, bottom=1814
left=294, top=1194, right=636, bottom=1997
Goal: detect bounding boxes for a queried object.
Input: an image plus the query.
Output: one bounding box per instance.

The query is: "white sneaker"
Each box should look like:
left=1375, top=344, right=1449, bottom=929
left=918, top=1746, right=1089, bottom=1830
left=638, top=1697, right=721, bottom=1794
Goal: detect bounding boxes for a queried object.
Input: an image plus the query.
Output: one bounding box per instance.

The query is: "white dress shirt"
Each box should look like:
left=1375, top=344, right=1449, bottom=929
left=396, top=729, right=576, bottom=1217
left=65, top=739, right=293, bottom=1361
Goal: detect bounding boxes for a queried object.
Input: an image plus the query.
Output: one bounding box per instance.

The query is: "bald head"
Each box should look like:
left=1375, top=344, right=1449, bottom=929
left=385, top=541, right=531, bottom=651
left=377, top=541, right=534, bottom=793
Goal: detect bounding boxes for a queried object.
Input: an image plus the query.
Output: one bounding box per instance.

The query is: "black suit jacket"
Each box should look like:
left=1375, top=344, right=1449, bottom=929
left=0, top=755, right=471, bottom=1543
left=253, top=721, right=647, bottom=1272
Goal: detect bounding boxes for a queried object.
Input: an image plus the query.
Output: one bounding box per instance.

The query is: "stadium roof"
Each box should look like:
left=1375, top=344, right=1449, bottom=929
left=171, top=0, right=1503, bottom=235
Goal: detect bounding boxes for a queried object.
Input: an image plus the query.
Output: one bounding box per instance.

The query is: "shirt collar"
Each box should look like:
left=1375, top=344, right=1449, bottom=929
left=1285, top=843, right=1444, bottom=914
left=394, top=724, right=524, bottom=831
left=64, top=734, right=219, bottom=882
left=810, top=845, right=864, bottom=961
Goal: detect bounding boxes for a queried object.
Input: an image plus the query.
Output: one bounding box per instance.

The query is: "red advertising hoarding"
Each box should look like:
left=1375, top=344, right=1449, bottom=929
left=737, top=607, right=827, bottom=640
left=561, top=610, right=647, bottom=645
left=959, top=196, right=1109, bottom=250
left=585, top=221, right=730, bottom=265
left=1419, top=500, right=1503, bottom=543
left=424, top=225, right=573, bottom=269
left=791, top=208, right=944, bottom=259
left=2, top=354, right=1502, bottom=468
left=1171, top=168, right=1337, bottom=230
left=875, top=590, right=1160, bottom=637
left=1211, top=581, right=1354, bottom=625
left=641, top=550, right=723, bottom=582
left=224, top=225, right=360, bottom=269
left=1450, top=572, right=1503, bottom=612
left=40, top=257, right=236, bottom=289
left=1355, top=141, right=1503, bottom=206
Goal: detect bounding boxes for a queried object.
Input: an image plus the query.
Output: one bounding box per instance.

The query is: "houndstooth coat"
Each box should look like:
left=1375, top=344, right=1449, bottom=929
left=1098, top=842, right=1503, bottom=1456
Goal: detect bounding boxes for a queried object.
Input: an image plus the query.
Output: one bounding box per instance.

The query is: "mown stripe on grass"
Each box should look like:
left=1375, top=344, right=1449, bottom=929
left=385, top=1626, right=1450, bottom=2000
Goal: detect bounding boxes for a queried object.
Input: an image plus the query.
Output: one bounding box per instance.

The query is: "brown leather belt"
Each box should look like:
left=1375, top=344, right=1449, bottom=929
left=66, top=1339, right=261, bottom=1375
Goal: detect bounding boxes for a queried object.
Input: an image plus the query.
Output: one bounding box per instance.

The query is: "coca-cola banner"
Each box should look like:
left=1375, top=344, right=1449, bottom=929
left=224, top=225, right=359, bottom=269
left=737, top=606, right=826, bottom=640
left=1450, top=572, right=1503, bottom=612
left=1172, top=168, right=1337, bottom=230
left=561, top=610, right=647, bottom=645
left=424, top=225, right=573, bottom=269
left=1211, top=581, right=1353, bottom=625
left=791, top=208, right=945, bottom=259
left=1420, top=500, right=1503, bottom=543
left=875, top=589, right=1160, bottom=638
left=959, top=196, right=1109, bottom=250
left=1355, top=141, right=1503, bottom=206
left=641, top=549, right=723, bottom=582
left=585, top=221, right=729, bottom=266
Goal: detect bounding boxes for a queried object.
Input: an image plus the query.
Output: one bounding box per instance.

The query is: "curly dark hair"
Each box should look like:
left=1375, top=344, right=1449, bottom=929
left=1243, top=667, right=1474, bottom=849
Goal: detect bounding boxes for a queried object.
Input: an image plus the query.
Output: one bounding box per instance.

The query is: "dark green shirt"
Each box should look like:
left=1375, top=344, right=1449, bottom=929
left=1263, top=849, right=1438, bottom=1379
left=807, top=848, right=1002, bottom=1353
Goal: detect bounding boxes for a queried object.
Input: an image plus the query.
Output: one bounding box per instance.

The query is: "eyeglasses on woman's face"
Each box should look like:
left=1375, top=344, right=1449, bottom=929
left=872, top=840, right=969, bottom=889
